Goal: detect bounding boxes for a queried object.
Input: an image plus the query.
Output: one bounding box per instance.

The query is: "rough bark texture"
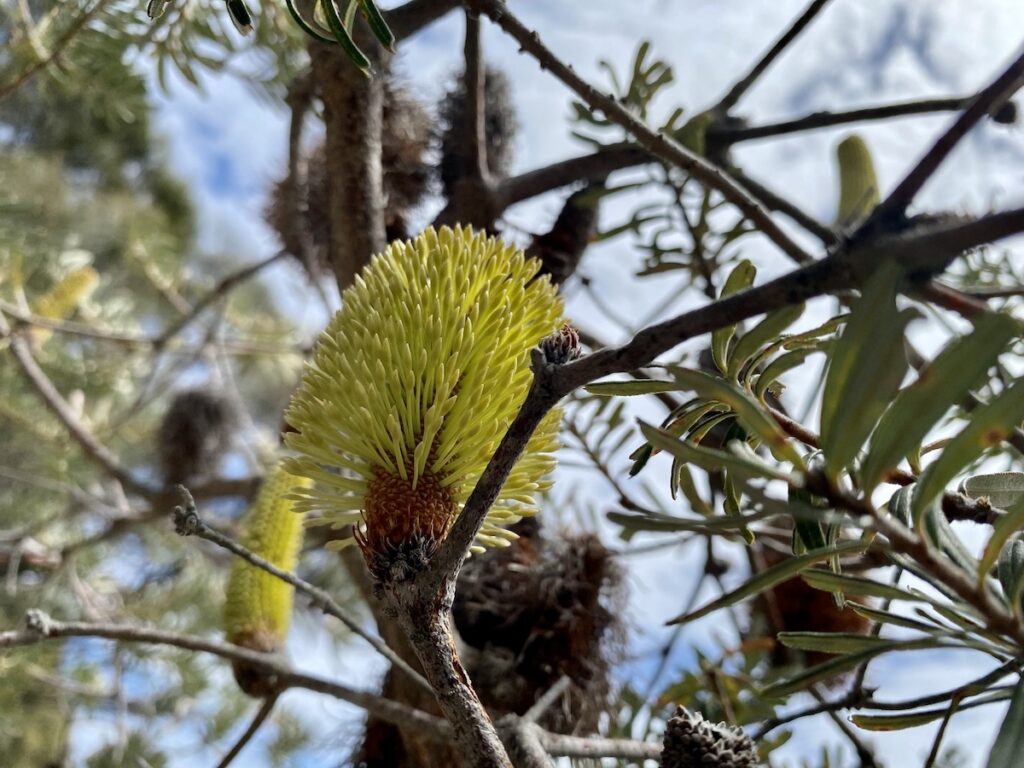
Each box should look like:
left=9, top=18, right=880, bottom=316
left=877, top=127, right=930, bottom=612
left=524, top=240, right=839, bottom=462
left=311, top=44, right=387, bottom=293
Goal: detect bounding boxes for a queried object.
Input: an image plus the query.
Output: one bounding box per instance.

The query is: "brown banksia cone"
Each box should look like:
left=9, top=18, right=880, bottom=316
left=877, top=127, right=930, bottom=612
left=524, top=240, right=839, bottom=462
left=661, top=706, right=760, bottom=768
left=438, top=66, right=517, bottom=197
left=453, top=520, right=623, bottom=733
left=157, top=388, right=235, bottom=486
left=528, top=184, right=602, bottom=286
left=265, top=71, right=432, bottom=275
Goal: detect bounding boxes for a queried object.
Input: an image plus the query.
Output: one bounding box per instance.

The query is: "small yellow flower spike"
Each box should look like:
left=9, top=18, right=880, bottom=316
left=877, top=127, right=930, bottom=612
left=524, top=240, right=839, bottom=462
left=284, top=225, right=564, bottom=578
left=224, top=464, right=311, bottom=696
left=835, top=134, right=880, bottom=226
left=31, top=265, right=99, bottom=345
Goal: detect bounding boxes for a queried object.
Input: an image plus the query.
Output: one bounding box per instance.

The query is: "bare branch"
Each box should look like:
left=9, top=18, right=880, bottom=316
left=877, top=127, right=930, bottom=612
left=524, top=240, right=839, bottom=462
left=1, top=319, right=155, bottom=498
left=215, top=693, right=279, bottom=768
left=2, top=611, right=450, bottom=735
left=386, top=0, right=461, bottom=41
left=712, top=96, right=984, bottom=145
left=155, top=252, right=288, bottom=348
left=463, top=10, right=488, bottom=183
left=864, top=45, right=1024, bottom=229
left=171, top=487, right=433, bottom=695
left=467, top=0, right=817, bottom=267
left=496, top=145, right=647, bottom=208
left=714, top=0, right=834, bottom=113
left=536, top=730, right=662, bottom=762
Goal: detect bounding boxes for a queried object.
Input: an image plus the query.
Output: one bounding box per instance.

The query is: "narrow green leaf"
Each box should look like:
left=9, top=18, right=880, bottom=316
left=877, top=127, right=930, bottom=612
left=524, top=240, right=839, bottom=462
left=586, top=380, right=682, bottom=396
left=986, top=674, right=1024, bottom=768
left=964, top=472, right=1024, bottom=510
left=860, top=312, right=1017, bottom=491
left=762, top=638, right=958, bottom=698
left=777, top=631, right=891, bottom=654
left=802, top=569, right=925, bottom=603
left=820, top=261, right=915, bottom=480
left=998, top=540, right=1024, bottom=616
left=979, top=496, right=1024, bottom=589
left=853, top=691, right=1013, bottom=732
left=727, top=304, right=806, bottom=379
left=285, top=0, right=337, bottom=43
left=665, top=366, right=803, bottom=466
left=912, top=378, right=1024, bottom=521
left=711, top=260, right=756, bottom=373
left=319, top=0, right=372, bottom=73
left=754, top=348, right=814, bottom=400
left=639, top=422, right=790, bottom=483
left=848, top=601, right=940, bottom=632
left=666, top=540, right=871, bottom=625
left=358, top=0, right=395, bottom=51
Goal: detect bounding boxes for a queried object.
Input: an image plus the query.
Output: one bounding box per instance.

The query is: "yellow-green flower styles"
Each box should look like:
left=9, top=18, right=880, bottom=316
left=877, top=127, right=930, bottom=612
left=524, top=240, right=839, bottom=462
left=284, top=226, right=563, bottom=576
left=224, top=464, right=310, bottom=695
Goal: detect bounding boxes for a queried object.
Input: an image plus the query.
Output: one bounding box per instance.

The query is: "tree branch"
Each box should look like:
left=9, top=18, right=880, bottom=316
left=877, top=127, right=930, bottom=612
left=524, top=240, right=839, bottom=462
left=215, top=693, right=279, bottom=768
left=863, top=45, right=1024, bottom=230
left=467, top=0, right=817, bottom=267
left=171, top=487, right=433, bottom=695
left=714, top=0, right=834, bottom=113
left=2, top=610, right=450, bottom=735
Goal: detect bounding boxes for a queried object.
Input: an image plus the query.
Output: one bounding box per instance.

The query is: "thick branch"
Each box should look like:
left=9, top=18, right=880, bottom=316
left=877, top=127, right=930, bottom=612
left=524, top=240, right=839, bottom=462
left=864, top=45, right=1024, bottom=229
left=386, top=0, right=461, bottom=41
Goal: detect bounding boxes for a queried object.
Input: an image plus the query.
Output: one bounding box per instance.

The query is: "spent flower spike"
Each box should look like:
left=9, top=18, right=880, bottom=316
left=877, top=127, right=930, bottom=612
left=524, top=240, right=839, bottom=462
left=284, top=226, right=564, bottom=578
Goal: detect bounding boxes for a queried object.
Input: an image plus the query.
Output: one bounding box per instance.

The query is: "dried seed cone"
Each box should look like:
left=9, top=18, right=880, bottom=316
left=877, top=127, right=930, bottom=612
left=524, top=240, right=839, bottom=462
left=224, top=464, right=311, bottom=696
left=158, top=389, right=235, bottom=486
left=835, top=134, right=879, bottom=226
left=284, top=226, right=563, bottom=579
left=661, top=707, right=760, bottom=768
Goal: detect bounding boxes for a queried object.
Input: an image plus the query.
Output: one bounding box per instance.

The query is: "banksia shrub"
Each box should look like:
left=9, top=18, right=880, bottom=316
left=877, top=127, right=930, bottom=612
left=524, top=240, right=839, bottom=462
left=284, top=226, right=563, bottom=580
left=223, top=465, right=311, bottom=696
left=835, top=133, right=879, bottom=226
left=661, top=706, right=760, bottom=768
left=157, top=388, right=235, bottom=486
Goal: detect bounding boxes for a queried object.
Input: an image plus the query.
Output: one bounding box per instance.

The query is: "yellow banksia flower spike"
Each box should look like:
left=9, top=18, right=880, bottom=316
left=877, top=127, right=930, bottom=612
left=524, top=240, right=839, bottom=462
left=31, top=265, right=99, bottom=345
left=223, top=464, right=311, bottom=696
left=284, top=225, right=564, bottom=579
left=835, top=133, right=880, bottom=226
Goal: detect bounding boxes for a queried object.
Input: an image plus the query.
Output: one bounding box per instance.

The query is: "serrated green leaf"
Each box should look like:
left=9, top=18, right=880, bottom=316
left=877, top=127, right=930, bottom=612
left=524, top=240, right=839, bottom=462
left=711, top=260, right=756, bottom=373
left=667, top=539, right=870, bottom=625
left=986, top=674, right=1024, bottom=768
left=860, top=312, right=1017, bottom=491
left=820, top=262, right=915, bottom=480
left=912, top=378, right=1024, bottom=522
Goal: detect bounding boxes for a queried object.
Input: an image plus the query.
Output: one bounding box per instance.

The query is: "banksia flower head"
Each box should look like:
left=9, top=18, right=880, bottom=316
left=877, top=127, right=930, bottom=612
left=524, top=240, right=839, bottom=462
left=284, top=226, right=563, bottom=580
left=31, top=264, right=99, bottom=345
left=661, top=707, right=760, bottom=768
left=224, top=464, right=311, bottom=696
left=835, top=133, right=879, bottom=226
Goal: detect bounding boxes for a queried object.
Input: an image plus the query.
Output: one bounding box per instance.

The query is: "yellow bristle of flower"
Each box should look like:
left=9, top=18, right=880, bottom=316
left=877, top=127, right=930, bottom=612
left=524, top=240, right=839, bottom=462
left=224, top=464, right=311, bottom=695
left=284, top=226, right=564, bottom=567
left=835, top=134, right=880, bottom=226
left=31, top=266, right=99, bottom=345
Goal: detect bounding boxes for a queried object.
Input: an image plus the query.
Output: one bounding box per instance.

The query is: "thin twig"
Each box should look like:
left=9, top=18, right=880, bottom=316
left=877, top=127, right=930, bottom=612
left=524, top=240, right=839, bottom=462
left=215, top=693, right=279, bottom=768
left=714, top=0, right=833, bottom=113
left=171, top=487, right=433, bottom=695
left=711, top=96, right=977, bottom=144
left=468, top=0, right=817, bottom=267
